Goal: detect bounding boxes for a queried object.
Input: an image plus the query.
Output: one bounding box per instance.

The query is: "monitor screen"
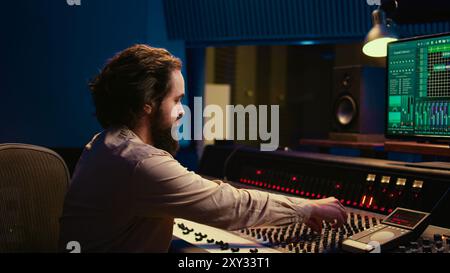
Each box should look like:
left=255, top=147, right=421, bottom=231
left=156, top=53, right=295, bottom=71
left=382, top=208, right=429, bottom=230
left=386, top=32, right=450, bottom=140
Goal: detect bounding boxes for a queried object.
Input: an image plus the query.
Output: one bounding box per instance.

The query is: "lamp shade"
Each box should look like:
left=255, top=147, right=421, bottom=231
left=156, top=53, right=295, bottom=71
left=363, top=9, right=398, bottom=57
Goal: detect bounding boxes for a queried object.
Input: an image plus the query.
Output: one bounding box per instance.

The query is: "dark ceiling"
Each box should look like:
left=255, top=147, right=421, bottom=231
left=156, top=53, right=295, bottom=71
left=382, top=0, right=450, bottom=23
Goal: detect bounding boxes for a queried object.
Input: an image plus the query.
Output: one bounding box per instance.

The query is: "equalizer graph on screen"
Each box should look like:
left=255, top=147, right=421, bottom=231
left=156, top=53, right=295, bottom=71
left=387, top=33, right=450, bottom=138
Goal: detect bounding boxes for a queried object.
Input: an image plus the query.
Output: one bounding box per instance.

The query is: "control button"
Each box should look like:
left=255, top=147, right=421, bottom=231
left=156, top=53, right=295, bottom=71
left=396, top=178, right=406, bottom=187
left=366, top=174, right=376, bottom=182
left=381, top=176, right=391, bottom=184
left=412, top=180, right=424, bottom=189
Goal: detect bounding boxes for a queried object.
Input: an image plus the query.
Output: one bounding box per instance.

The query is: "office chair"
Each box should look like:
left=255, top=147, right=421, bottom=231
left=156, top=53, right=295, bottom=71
left=0, top=143, right=69, bottom=252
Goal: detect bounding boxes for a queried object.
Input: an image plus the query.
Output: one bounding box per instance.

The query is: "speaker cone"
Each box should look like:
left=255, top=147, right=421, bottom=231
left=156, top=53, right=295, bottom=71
left=335, top=95, right=357, bottom=126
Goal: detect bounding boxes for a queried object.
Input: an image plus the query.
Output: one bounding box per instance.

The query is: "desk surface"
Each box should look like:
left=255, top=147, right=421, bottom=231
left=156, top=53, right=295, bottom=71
left=299, top=138, right=450, bottom=157
left=299, top=139, right=384, bottom=149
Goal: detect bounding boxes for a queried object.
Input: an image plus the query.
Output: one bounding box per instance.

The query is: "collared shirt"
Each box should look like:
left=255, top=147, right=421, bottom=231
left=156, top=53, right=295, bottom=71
left=58, top=127, right=313, bottom=253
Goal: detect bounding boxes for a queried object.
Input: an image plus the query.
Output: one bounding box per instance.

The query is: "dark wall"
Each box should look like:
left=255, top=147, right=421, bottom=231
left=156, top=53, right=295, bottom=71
left=0, top=0, right=186, bottom=148
left=286, top=45, right=335, bottom=142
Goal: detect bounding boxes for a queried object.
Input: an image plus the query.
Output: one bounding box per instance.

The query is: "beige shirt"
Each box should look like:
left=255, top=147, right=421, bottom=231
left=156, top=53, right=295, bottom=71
left=58, top=127, right=313, bottom=252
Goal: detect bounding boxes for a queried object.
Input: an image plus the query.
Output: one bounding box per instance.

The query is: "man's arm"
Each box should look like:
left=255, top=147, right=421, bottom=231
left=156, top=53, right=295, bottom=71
left=132, top=154, right=346, bottom=231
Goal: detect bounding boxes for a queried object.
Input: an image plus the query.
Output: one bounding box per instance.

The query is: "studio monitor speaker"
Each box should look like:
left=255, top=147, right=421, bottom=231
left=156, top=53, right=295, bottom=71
left=331, top=65, right=386, bottom=137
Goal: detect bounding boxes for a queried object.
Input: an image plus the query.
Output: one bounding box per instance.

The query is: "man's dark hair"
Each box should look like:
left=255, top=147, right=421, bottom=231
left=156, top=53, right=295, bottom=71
left=89, top=44, right=182, bottom=129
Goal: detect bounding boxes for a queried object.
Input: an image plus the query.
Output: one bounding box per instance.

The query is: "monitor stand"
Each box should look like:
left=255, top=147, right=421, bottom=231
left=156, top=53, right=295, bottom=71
left=416, top=140, right=450, bottom=148
left=399, top=161, right=450, bottom=171
left=384, top=140, right=450, bottom=157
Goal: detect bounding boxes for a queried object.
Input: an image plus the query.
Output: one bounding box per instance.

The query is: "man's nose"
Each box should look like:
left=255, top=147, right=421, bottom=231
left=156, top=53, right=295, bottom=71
left=178, top=105, right=185, bottom=119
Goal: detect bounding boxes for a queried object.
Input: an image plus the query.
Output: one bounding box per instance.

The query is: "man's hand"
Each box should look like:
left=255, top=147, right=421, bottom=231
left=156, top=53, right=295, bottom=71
left=303, top=197, right=347, bottom=233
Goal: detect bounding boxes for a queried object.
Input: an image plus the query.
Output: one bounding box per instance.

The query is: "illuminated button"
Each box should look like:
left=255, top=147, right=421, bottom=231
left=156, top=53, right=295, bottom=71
left=366, top=174, right=376, bottom=182
left=396, top=178, right=406, bottom=187
left=412, top=180, right=424, bottom=189
left=381, top=176, right=391, bottom=184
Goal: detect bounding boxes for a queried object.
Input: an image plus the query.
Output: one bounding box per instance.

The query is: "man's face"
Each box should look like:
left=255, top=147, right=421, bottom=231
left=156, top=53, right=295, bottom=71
left=149, top=70, right=185, bottom=156
left=159, top=70, right=185, bottom=129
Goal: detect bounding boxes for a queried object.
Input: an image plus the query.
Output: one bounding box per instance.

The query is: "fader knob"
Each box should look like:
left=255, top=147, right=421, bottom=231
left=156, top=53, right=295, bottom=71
left=398, top=246, right=406, bottom=253
left=409, top=241, right=419, bottom=253
left=423, top=245, right=432, bottom=253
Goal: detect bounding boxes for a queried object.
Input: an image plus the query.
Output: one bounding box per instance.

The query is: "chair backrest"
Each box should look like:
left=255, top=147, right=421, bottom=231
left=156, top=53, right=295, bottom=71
left=0, top=143, right=69, bottom=252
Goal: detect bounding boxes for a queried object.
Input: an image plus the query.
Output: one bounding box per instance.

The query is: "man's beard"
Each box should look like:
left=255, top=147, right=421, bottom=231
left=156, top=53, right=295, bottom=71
left=150, top=108, right=180, bottom=157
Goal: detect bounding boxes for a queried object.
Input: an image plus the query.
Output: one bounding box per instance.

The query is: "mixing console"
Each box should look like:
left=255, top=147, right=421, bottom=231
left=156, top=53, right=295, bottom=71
left=237, top=210, right=382, bottom=253
left=173, top=213, right=450, bottom=253
left=171, top=145, right=450, bottom=253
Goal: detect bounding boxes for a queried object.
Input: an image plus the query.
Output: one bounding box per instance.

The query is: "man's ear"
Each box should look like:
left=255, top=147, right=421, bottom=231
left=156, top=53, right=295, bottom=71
left=143, top=103, right=152, bottom=115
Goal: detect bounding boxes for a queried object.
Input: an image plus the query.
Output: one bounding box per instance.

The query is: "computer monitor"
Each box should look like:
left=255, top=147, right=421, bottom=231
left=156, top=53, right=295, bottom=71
left=386, top=32, right=450, bottom=141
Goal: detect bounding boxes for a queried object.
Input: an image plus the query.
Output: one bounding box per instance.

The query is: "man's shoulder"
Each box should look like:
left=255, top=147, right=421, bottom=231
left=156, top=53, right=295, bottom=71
left=92, top=127, right=173, bottom=164
left=123, top=140, right=170, bottom=161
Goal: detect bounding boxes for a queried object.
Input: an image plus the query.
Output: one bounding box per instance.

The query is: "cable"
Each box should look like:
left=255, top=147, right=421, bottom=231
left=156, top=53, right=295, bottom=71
left=431, top=185, right=450, bottom=214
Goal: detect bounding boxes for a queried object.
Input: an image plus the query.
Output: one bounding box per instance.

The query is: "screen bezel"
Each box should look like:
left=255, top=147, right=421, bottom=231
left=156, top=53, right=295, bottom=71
left=381, top=207, right=430, bottom=230
left=385, top=32, right=450, bottom=142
